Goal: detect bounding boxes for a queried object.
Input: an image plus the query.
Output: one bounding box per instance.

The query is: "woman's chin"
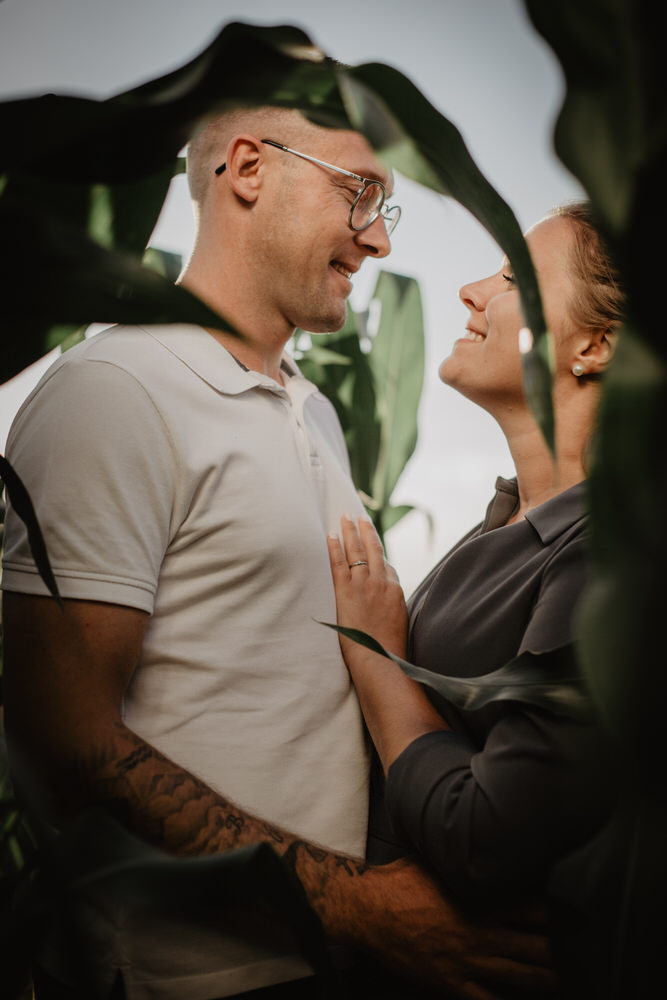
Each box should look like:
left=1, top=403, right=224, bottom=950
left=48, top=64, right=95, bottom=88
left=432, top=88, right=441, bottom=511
left=438, top=355, right=461, bottom=387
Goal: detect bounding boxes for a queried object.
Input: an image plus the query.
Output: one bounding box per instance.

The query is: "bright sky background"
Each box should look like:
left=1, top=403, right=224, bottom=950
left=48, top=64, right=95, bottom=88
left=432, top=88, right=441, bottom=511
left=0, top=0, right=582, bottom=594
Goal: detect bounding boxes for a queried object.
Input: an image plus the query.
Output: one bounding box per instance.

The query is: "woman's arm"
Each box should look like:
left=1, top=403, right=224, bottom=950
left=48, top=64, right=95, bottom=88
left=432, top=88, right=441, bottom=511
left=328, top=516, right=615, bottom=899
left=327, top=515, right=449, bottom=772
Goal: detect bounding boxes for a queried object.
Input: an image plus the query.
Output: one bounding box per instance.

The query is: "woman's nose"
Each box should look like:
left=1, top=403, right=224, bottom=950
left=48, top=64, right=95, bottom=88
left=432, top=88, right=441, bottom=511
left=459, top=278, right=485, bottom=312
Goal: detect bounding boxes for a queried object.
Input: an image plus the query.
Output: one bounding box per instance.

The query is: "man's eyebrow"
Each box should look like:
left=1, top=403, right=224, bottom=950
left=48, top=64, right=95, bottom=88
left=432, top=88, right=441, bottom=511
left=357, top=165, right=395, bottom=195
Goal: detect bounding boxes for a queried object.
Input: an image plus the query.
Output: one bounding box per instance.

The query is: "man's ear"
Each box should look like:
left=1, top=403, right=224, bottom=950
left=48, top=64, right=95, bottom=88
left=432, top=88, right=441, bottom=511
left=223, top=134, right=266, bottom=203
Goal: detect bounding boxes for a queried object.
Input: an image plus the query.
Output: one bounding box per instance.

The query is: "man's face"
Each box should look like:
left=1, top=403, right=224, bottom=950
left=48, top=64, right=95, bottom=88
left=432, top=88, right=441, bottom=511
left=255, top=130, right=395, bottom=337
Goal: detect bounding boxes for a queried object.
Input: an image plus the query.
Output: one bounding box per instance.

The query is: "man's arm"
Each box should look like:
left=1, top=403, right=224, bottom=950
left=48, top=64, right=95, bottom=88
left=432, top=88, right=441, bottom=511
left=2, top=591, right=555, bottom=996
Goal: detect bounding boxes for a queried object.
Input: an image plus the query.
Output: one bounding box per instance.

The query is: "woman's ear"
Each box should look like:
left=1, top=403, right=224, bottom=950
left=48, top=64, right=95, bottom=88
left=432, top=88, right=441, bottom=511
left=222, top=134, right=266, bottom=203
left=573, top=327, right=618, bottom=377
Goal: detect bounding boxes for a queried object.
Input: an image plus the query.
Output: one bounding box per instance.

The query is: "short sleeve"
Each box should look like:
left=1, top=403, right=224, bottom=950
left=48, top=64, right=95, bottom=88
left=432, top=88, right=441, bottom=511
left=2, top=355, right=175, bottom=613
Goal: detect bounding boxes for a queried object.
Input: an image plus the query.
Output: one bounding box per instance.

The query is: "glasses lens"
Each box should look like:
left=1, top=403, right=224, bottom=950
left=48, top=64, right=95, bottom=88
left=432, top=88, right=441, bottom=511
left=383, top=205, right=401, bottom=237
left=351, top=182, right=385, bottom=230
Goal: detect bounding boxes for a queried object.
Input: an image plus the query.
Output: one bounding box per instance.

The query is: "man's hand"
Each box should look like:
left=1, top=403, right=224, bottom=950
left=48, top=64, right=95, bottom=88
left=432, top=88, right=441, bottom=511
left=301, top=851, right=556, bottom=999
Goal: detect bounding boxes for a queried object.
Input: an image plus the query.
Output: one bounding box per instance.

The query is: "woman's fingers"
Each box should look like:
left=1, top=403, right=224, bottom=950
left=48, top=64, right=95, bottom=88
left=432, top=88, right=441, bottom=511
left=358, top=516, right=392, bottom=576
left=327, top=513, right=396, bottom=590
left=340, top=513, right=369, bottom=572
left=326, top=527, right=350, bottom=580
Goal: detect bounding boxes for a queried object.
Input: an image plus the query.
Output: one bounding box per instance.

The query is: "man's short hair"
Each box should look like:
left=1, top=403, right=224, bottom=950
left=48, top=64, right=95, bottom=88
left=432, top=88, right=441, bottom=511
left=186, top=106, right=323, bottom=208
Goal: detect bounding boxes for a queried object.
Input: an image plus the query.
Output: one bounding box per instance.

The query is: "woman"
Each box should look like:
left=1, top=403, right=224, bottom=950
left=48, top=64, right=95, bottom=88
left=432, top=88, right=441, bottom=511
left=327, top=201, right=624, bottom=902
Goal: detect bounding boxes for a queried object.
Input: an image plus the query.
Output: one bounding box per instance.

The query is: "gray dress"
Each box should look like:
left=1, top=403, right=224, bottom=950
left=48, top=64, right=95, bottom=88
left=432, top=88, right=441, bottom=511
left=367, top=477, right=616, bottom=902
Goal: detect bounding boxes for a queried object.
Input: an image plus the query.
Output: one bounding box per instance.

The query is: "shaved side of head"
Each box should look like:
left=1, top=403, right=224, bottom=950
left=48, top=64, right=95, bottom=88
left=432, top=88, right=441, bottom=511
left=186, top=106, right=329, bottom=211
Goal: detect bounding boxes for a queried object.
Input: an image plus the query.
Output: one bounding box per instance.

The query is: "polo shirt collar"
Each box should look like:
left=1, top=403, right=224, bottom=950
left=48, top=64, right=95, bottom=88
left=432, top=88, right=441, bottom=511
left=143, top=324, right=306, bottom=396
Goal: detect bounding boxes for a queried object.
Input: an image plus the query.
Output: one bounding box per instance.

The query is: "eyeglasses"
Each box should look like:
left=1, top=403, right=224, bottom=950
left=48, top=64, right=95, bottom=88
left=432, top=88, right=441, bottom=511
left=215, top=138, right=401, bottom=237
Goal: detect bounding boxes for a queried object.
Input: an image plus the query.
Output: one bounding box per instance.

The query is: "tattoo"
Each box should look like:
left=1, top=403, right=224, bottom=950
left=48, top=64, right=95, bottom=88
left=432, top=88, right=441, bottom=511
left=335, top=855, right=368, bottom=877
left=223, top=813, right=245, bottom=837
left=282, top=838, right=367, bottom=882
left=259, top=823, right=286, bottom=846
left=85, top=721, right=368, bottom=882
left=116, top=744, right=153, bottom=776
left=83, top=722, right=256, bottom=854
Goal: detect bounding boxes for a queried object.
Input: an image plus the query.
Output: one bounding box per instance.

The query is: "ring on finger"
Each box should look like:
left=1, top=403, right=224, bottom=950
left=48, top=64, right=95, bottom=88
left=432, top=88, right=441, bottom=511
left=348, top=560, right=368, bottom=568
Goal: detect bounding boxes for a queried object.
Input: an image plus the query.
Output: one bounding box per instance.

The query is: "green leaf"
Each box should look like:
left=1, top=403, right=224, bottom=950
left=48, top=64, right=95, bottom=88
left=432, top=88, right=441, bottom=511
left=56, top=325, right=88, bottom=354
left=524, top=0, right=643, bottom=238
left=378, top=503, right=414, bottom=533
left=11, top=808, right=338, bottom=998
left=337, top=63, right=554, bottom=450
left=320, top=622, right=590, bottom=720
left=294, top=344, right=353, bottom=368
left=0, top=24, right=347, bottom=183
left=0, top=20, right=551, bottom=445
left=367, top=272, right=424, bottom=518
left=298, top=273, right=426, bottom=537
left=0, top=455, right=61, bottom=605
left=299, top=310, right=381, bottom=501
left=0, top=195, right=238, bottom=384
left=143, top=246, right=184, bottom=282
left=2, top=161, right=177, bottom=258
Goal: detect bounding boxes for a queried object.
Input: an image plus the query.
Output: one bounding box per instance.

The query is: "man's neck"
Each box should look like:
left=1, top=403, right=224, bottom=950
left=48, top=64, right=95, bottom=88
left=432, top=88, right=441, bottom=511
left=204, top=327, right=288, bottom=385
left=177, top=262, right=292, bottom=383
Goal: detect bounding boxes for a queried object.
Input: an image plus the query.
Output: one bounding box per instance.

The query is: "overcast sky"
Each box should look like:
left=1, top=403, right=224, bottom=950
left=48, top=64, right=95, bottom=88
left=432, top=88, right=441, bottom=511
left=0, top=0, right=582, bottom=593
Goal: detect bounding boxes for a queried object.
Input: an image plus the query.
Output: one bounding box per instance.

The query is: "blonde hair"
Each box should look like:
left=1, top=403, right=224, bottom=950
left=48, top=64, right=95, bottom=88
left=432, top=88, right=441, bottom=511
left=551, top=201, right=625, bottom=336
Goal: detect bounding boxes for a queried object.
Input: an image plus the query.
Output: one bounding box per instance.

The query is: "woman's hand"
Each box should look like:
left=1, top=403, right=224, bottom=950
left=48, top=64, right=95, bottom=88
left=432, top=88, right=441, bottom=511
left=328, top=515, right=447, bottom=771
left=327, top=514, right=408, bottom=663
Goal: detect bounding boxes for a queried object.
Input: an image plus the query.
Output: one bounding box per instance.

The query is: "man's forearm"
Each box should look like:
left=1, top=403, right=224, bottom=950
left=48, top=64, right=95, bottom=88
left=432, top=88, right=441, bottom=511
left=44, top=717, right=369, bottom=940
left=10, top=716, right=557, bottom=994
left=85, top=720, right=292, bottom=855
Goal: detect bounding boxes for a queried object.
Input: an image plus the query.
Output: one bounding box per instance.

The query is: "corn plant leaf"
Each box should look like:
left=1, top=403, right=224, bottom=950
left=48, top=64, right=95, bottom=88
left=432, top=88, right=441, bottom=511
left=8, top=808, right=338, bottom=1000
left=0, top=455, right=61, bottom=606
left=524, top=0, right=643, bottom=239
left=297, top=273, right=425, bottom=537
left=0, top=20, right=551, bottom=444
left=0, top=24, right=346, bottom=183
left=298, top=310, right=381, bottom=505
left=337, top=63, right=554, bottom=450
left=0, top=195, right=236, bottom=384
left=0, top=23, right=347, bottom=382
left=367, top=271, right=424, bottom=527
left=523, top=0, right=667, bottom=738
left=142, top=246, right=185, bottom=283
left=380, top=503, right=415, bottom=532
left=321, top=622, right=590, bottom=720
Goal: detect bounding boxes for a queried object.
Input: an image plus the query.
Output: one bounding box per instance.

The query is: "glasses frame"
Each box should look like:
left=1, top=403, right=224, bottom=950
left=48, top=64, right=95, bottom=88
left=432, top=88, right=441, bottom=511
left=214, top=138, right=400, bottom=236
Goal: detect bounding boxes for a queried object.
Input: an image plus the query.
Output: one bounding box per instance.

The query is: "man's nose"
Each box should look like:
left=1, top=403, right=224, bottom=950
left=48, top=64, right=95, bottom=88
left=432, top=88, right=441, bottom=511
left=354, top=214, right=392, bottom=258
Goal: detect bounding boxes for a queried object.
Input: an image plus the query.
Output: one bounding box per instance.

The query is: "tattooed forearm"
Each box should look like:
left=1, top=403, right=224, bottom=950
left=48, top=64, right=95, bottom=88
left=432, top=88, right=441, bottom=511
left=116, top=743, right=153, bottom=776
left=259, top=822, right=286, bottom=846
left=79, top=720, right=286, bottom=858
left=335, top=854, right=368, bottom=877
left=282, top=838, right=368, bottom=884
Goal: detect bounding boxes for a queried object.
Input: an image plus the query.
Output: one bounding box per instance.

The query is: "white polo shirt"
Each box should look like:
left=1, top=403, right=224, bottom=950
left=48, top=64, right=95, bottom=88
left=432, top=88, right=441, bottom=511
left=2, top=323, right=370, bottom=995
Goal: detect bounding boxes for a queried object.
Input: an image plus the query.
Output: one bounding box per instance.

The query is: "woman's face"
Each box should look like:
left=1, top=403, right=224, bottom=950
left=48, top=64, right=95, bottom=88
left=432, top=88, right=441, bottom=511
left=439, top=215, right=578, bottom=412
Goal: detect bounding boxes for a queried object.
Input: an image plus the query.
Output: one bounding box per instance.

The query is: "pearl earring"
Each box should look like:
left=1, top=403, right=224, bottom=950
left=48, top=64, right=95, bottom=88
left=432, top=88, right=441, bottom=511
left=572, top=363, right=585, bottom=377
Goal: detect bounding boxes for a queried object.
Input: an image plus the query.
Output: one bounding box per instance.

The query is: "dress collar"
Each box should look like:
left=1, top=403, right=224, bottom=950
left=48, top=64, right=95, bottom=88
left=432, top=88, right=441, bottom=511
left=483, top=476, right=588, bottom=542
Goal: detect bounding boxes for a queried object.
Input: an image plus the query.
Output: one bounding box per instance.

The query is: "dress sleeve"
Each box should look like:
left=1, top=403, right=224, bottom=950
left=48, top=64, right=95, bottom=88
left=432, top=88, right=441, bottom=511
left=385, top=530, right=616, bottom=899
left=2, top=355, right=175, bottom=614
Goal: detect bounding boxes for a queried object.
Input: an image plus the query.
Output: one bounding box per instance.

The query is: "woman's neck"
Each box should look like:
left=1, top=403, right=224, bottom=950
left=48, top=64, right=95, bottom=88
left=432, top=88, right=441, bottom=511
left=501, top=407, right=589, bottom=522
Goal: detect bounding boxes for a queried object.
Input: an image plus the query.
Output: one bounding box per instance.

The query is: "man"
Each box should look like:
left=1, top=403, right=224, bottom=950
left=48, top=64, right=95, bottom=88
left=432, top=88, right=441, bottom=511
left=2, top=107, right=553, bottom=999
